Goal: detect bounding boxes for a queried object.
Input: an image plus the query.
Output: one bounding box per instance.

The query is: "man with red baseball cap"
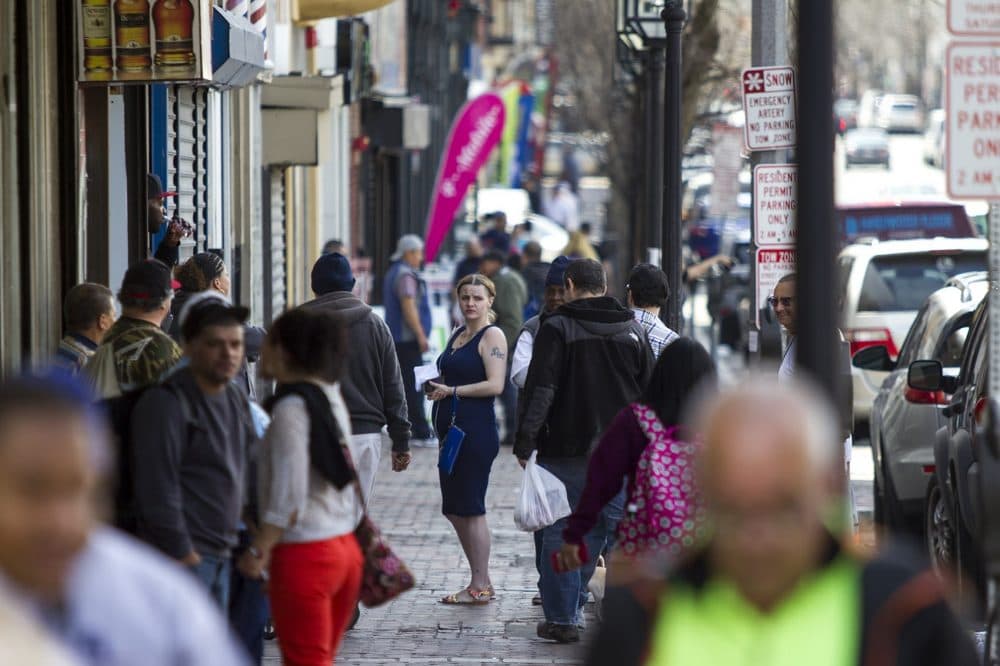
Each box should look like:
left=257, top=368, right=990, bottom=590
left=82, top=259, right=183, bottom=398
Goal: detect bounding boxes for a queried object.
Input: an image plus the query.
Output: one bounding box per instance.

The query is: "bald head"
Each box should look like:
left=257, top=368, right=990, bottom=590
left=692, top=376, right=844, bottom=612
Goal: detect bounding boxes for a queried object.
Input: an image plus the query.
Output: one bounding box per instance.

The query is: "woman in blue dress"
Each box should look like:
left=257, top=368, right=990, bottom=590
left=426, top=274, right=508, bottom=605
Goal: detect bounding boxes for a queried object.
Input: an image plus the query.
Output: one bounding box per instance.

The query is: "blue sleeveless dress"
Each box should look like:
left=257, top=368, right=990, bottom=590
left=433, top=325, right=500, bottom=516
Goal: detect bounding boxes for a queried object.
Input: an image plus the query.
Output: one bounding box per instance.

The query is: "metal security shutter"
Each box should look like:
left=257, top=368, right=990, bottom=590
left=166, top=85, right=208, bottom=259
left=262, top=168, right=286, bottom=323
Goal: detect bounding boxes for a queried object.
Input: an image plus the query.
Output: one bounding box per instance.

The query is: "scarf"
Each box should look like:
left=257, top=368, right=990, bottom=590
left=266, top=382, right=354, bottom=490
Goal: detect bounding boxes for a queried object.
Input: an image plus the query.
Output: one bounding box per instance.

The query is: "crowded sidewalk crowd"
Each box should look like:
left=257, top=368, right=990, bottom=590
left=0, top=218, right=982, bottom=666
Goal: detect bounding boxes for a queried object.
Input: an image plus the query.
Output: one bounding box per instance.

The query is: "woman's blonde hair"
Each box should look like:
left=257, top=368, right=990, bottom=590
left=455, top=273, right=498, bottom=324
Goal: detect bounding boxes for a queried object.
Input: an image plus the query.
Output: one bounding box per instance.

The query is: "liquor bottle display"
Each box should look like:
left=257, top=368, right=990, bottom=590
left=113, top=0, right=152, bottom=71
left=152, top=0, right=195, bottom=68
left=81, top=0, right=113, bottom=71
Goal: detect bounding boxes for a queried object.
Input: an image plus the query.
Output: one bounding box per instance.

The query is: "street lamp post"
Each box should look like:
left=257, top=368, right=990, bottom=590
left=617, top=0, right=670, bottom=271
left=645, top=48, right=665, bottom=267
left=661, top=2, right=686, bottom=332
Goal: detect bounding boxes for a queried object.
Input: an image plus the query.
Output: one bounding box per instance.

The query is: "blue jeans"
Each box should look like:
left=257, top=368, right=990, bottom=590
left=537, top=457, right=625, bottom=627
left=192, top=554, right=232, bottom=609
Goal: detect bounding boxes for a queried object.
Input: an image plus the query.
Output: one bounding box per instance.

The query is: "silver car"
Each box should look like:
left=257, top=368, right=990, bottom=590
left=853, top=272, right=987, bottom=535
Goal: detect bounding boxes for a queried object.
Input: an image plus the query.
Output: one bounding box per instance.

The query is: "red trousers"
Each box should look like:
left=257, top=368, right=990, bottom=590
left=268, top=534, right=363, bottom=666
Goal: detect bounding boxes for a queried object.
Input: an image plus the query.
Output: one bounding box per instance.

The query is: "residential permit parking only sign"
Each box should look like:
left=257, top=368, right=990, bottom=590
left=741, top=66, right=797, bottom=151
left=946, top=42, right=1000, bottom=199
left=753, top=164, right=797, bottom=246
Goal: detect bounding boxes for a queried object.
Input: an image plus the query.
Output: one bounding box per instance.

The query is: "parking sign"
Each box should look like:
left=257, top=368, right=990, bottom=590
left=946, top=42, right=1000, bottom=199
left=755, top=248, right=796, bottom=328
left=741, top=66, right=797, bottom=151
left=754, top=164, right=797, bottom=246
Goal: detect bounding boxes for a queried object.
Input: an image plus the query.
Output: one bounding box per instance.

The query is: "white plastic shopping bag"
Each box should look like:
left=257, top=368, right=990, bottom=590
left=514, top=452, right=572, bottom=532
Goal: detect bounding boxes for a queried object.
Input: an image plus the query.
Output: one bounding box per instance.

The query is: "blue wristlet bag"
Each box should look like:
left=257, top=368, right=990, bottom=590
left=438, top=393, right=465, bottom=475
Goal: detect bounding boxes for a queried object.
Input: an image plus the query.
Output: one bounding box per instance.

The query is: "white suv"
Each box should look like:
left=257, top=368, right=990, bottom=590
left=837, top=238, right=988, bottom=427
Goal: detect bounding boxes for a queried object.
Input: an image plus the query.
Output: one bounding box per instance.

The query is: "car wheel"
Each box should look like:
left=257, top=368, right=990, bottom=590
left=925, top=477, right=955, bottom=578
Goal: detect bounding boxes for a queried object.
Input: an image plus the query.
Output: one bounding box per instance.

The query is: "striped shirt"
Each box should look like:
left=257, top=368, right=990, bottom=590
left=632, top=309, right=679, bottom=359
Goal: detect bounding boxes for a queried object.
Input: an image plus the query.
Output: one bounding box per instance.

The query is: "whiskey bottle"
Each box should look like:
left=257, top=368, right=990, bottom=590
left=114, top=0, right=152, bottom=71
left=81, top=0, right=113, bottom=71
left=152, top=0, right=195, bottom=68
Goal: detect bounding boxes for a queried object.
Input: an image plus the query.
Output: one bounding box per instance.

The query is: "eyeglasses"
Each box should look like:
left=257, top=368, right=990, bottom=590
left=767, top=296, right=794, bottom=308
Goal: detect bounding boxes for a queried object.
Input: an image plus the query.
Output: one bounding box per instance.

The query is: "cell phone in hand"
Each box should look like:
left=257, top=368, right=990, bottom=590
left=423, top=377, right=443, bottom=394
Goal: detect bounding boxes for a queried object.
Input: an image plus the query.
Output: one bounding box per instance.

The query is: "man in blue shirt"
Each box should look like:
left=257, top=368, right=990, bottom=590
left=383, top=234, right=435, bottom=444
left=54, top=283, right=117, bottom=376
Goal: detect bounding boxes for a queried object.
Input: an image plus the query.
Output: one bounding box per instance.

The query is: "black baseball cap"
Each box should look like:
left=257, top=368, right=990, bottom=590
left=119, top=259, right=181, bottom=301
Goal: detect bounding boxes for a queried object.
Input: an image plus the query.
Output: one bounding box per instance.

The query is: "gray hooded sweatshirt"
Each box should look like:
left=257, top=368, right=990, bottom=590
left=301, top=291, right=412, bottom=452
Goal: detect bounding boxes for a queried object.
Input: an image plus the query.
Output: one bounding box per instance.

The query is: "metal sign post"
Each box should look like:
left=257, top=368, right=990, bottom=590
left=748, top=0, right=792, bottom=363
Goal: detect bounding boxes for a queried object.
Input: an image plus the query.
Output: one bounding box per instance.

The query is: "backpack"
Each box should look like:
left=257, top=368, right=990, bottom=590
left=100, top=382, right=193, bottom=534
left=84, top=342, right=124, bottom=400
left=615, top=403, right=706, bottom=559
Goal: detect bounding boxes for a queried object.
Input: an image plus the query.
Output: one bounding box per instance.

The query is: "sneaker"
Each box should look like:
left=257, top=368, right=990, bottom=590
left=410, top=438, right=438, bottom=449
left=536, top=621, right=580, bottom=644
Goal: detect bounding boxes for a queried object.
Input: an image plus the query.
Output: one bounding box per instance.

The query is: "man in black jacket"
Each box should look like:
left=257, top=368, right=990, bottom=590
left=586, top=377, right=977, bottom=666
left=514, top=258, right=652, bottom=643
left=302, top=253, right=412, bottom=500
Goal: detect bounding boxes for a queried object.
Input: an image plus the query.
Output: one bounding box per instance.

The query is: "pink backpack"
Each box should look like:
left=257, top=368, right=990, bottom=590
left=615, top=403, right=705, bottom=559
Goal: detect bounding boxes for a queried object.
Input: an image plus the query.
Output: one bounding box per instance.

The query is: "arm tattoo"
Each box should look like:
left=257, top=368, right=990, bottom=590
left=490, top=347, right=506, bottom=360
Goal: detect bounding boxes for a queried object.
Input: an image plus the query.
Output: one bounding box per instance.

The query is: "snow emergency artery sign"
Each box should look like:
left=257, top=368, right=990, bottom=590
left=756, top=248, right=796, bottom=328
left=754, top=164, right=797, bottom=246
left=741, top=66, right=797, bottom=151
left=948, top=1, right=1000, bottom=35
left=946, top=42, right=1000, bottom=199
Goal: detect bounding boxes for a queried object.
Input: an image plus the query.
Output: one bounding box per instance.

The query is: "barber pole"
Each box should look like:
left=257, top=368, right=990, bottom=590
left=249, top=0, right=268, bottom=60
left=225, top=0, right=248, bottom=18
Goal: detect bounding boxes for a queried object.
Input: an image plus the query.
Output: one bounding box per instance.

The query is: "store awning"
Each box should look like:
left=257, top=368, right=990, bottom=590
left=292, top=0, right=399, bottom=23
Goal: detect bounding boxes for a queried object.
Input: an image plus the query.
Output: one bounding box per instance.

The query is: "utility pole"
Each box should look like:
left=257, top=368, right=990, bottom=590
left=749, top=0, right=788, bottom=364
left=795, top=0, right=837, bottom=399
left=661, top=2, right=686, bottom=332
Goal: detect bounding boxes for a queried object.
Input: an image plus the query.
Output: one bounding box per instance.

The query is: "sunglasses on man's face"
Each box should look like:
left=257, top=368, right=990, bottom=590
left=767, top=296, right=794, bottom=309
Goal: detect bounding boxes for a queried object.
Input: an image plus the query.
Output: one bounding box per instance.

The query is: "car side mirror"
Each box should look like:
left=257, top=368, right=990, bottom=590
left=908, top=360, right=944, bottom=392
left=852, top=345, right=894, bottom=371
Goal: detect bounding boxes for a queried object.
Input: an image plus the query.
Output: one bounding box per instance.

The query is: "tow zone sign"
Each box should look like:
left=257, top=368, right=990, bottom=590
left=741, top=66, right=797, bottom=151
left=946, top=42, right=1000, bottom=199
left=756, top=248, right=796, bottom=328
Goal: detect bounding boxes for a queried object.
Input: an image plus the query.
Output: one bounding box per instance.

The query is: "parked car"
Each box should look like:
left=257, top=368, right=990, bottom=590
left=908, top=297, right=990, bottom=603
left=834, top=98, right=859, bottom=136
left=837, top=238, right=988, bottom=429
left=853, top=272, right=987, bottom=538
left=923, top=109, right=945, bottom=168
left=877, top=94, right=925, bottom=133
left=844, top=128, right=891, bottom=169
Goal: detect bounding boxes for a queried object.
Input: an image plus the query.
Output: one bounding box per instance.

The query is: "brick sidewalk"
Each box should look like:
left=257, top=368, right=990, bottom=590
left=262, top=442, right=594, bottom=665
